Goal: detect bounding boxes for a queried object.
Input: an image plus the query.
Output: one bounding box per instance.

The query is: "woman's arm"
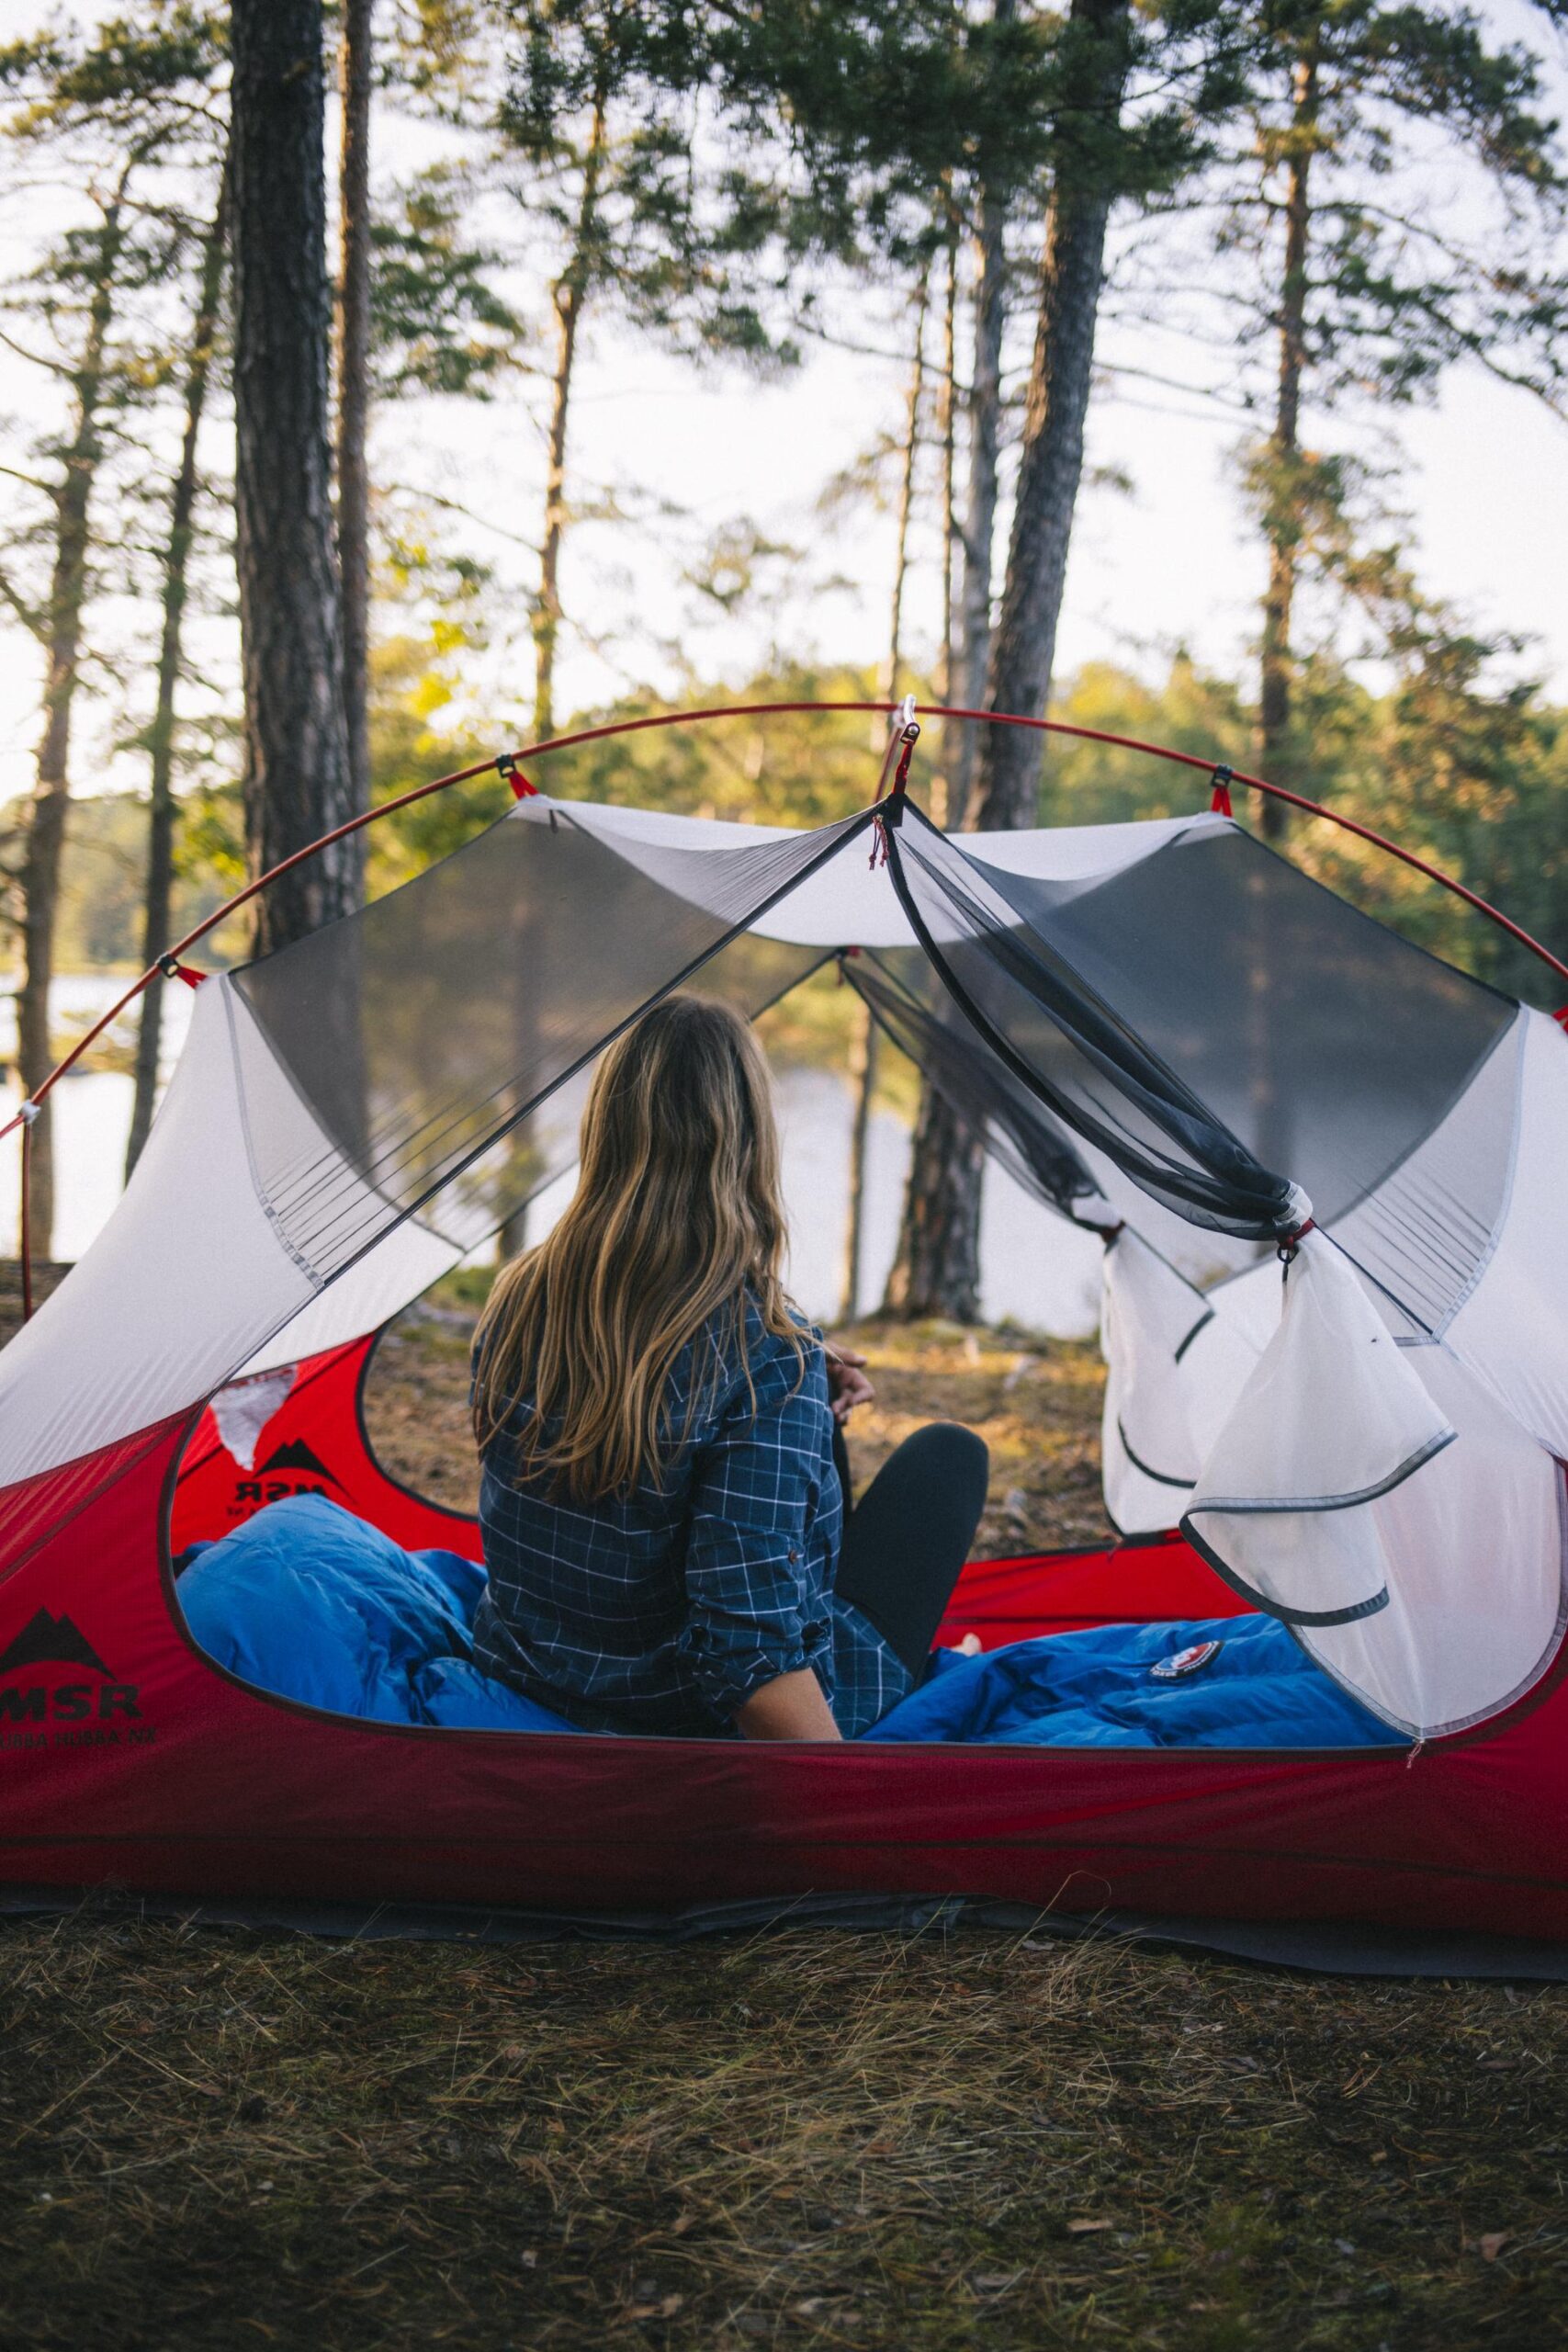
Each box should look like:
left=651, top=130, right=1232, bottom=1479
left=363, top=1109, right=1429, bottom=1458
left=734, top=1668, right=842, bottom=1743
left=681, top=1337, right=843, bottom=1742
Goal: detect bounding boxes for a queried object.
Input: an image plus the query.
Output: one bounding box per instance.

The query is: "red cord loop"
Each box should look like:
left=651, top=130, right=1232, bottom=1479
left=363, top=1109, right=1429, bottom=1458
left=1210, top=764, right=1235, bottom=819
left=1277, top=1216, right=1315, bottom=1265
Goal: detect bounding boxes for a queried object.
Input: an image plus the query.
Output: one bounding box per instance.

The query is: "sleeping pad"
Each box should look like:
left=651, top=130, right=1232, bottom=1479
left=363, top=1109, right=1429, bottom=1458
left=178, top=1496, right=1403, bottom=1748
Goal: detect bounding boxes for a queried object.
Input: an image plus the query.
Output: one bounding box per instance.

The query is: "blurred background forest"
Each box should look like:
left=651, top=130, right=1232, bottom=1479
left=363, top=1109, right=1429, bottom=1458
left=0, top=0, right=1564, bottom=1326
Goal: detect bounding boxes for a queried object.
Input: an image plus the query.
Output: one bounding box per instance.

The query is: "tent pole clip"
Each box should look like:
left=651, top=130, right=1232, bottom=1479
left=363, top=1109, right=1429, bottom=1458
left=157, top=955, right=205, bottom=989
left=1210, top=764, right=1235, bottom=819
left=16, top=1099, right=39, bottom=1126
left=497, top=755, right=538, bottom=800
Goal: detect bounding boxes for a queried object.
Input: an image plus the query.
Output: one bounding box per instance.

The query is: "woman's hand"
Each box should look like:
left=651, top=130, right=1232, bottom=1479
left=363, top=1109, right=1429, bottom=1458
left=734, top=1668, right=842, bottom=1742
left=824, top=1343, right=875, bottom=1425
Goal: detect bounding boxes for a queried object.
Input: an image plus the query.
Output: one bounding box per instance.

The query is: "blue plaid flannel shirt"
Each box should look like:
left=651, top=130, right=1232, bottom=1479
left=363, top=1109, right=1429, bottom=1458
left=472, top=1302, right=911, bottom=1738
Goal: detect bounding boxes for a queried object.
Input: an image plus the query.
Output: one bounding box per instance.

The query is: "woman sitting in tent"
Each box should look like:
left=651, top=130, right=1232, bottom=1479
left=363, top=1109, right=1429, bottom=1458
left=468, top=994, right=988, bottom=1739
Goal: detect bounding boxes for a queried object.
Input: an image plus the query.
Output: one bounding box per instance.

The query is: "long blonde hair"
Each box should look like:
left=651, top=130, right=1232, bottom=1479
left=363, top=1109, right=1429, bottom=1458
left=471, top=995, right=804, bottom=1500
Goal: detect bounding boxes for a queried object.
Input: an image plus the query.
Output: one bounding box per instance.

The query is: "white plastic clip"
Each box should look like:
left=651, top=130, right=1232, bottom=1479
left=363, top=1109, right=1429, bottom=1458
left=897, top=691, right=917, bottom=734
left=17, top=1101, right=39, bottom=1125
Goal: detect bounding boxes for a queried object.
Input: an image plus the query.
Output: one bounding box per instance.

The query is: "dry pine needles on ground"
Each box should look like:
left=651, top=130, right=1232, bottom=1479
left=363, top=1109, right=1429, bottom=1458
left=2, top=1295, right=1566, bottom=2349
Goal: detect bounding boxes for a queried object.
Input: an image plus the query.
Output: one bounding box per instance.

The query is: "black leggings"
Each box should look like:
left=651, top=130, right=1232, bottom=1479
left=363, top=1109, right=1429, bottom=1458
left=832, top=1421, right=989, bottom=1679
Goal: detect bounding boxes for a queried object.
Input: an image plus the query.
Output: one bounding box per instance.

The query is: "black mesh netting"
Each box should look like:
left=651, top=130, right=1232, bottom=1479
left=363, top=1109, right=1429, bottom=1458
left=232, top=803, right=863, bottom=1282
left=885, top=802, right=1517, bottom=1249
left=842, top=950, right=1106, bottom=1225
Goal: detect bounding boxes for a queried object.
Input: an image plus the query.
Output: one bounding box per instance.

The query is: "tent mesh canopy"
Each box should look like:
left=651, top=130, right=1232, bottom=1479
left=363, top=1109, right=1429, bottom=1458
left=231, top=803, right=851, bottom=1276
left=884, top=802, right=1517, bottom=1273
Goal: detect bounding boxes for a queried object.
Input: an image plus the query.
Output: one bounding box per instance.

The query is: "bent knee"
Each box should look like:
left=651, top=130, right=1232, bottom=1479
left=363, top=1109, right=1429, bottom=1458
left=907, top=1419, right=989, bottom=1491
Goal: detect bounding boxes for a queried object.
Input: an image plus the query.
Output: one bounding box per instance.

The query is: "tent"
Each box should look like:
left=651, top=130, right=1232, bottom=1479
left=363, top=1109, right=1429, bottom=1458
left=3, top=699, right=1567, bottom=1960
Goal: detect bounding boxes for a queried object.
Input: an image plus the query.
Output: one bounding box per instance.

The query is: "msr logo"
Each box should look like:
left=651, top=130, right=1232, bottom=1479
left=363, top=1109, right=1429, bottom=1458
left=0, top=1609, right=142, bottom=1729
left=233, top=1438, right=343, bottom=1510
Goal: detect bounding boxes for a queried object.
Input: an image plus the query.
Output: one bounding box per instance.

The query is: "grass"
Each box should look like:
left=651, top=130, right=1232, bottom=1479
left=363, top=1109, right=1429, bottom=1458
left=3, top=1292, right=1567, bottom=2348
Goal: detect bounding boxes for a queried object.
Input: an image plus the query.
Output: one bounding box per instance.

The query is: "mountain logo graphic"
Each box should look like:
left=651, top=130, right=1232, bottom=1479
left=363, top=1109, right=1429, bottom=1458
left=254, top=1440, right=340, bottom=1486
left=0, top=1610, right=113, bottom=1679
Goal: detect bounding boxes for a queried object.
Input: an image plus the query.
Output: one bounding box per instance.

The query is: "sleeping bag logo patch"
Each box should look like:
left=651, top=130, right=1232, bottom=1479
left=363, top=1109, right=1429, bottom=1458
left=230, top=1439, right=344, bottom=1518
left=0, top=1609, right=152, bottom=1752
left=1150, top=1640, right=1222, bottom=1681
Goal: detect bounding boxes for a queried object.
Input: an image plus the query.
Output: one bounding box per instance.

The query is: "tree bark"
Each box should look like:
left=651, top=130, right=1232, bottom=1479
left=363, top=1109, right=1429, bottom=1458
left=533, top=88, right=606, bottom=742
left=336, top=0, right=375, bottom=823
left=883, top=1091, right=987, bottom=1322
left=842, top=271, right=927, bottom=1321
left=879, top=266, right=929, bottom=704
left=886, top=0, right=1132, bottom=1321
left=839, top=1005, right=879, bottom=1323
left=16, top=175, right=130, bottom=1254
left=976, top=0, right=1133, bottom=828
left=126, top=168, right=228, bottom=1182
left=946, top=11, right=1012, bottom=835
left=934, top=202, right=959, bottom=827
left=231, top=0, right=357, bottom=956
left=1257, top=40, right=1318, bottom=844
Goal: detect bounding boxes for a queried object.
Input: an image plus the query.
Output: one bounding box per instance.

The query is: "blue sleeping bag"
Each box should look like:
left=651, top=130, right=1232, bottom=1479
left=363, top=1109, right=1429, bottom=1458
left=179, top=1496, right=580, bottom=1734
left=863, top=1615, right=1401, bottom=1747
left=178, top=1496, right=1401, bottom=1748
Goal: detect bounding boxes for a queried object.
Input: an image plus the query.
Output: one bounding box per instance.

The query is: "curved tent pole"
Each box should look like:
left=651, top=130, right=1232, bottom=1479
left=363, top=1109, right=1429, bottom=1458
left=6, top=696, right=1565, bottom=1319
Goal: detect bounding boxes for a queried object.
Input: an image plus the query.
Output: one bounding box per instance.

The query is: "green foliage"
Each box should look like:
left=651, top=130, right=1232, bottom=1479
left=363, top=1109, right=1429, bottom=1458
left=371, top=163, right=528, bottom=396
left=1043, top=650, right=1568, bottom=1006
left=523, top=665, right=891, bottom=829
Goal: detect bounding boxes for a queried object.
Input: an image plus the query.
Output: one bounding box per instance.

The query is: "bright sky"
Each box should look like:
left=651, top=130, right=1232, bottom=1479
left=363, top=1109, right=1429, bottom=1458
left=0, top=3, right=1564, bottom=810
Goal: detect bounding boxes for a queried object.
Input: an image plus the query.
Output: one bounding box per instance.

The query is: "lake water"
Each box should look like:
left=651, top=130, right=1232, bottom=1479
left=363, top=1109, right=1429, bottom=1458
left=0, top=978, right=1103, bottom=1337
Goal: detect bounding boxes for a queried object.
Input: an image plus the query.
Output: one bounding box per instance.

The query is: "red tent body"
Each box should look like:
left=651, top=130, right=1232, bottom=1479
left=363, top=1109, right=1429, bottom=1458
left=4, top=1336, right=1564, bottom=1937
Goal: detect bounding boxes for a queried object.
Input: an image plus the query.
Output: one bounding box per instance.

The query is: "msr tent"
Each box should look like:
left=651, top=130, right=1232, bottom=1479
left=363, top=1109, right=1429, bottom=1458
left=2, top=700, right=1567, bottom=1961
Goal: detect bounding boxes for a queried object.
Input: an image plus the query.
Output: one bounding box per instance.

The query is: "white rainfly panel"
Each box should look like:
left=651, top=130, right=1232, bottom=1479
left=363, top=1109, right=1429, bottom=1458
left=1443, top=1008, right=1568, bottom=1456
left=1101, top=1233, right=1211, bottom=1534
left=1183, top=1234, right=1457, bottom=1631
left=1100, top=1232, right=1268, bottom=1536
left=1178, top=1230, right=1568, bottom=1735
left=0, top=978, right=320, bottom=1487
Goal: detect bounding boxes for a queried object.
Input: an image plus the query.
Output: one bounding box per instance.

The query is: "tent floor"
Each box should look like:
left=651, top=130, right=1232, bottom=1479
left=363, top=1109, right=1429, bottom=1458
left=5, top=1882, right=1568, bottom=1981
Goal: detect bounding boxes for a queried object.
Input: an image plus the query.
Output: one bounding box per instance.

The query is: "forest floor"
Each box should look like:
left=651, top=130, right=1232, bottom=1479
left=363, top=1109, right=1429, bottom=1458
left=3, top=1296, right=1567, bottom=2350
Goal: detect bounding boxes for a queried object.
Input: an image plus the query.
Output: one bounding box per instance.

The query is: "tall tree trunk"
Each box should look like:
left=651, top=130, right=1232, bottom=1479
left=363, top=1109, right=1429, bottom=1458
left=934, top=200, right=959, bottom=827
left=842, top=271, right=927, bottom=1322
left=126, top=168, right=228, bottom=1182
left=946, top=0, right=1013, bottom=836
left=16, top=175, right=130, bottom=1254
left=336, top=0, right=376, bottom=823
left=976, top=0, right=1133, bottom=827
left=886, top=0, right=1132, bottom=1322
left=1257, top=40, right=1318, bottom=844
left=878, top=266, right=929, bottom=704
left=533, top=88, right=606, bottom=742
left=231, top=0, right=357, bottom=956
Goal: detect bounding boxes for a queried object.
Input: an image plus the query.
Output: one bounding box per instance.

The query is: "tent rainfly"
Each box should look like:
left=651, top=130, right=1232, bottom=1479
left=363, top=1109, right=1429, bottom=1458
left=2, top=701, right=1567, bottom=1963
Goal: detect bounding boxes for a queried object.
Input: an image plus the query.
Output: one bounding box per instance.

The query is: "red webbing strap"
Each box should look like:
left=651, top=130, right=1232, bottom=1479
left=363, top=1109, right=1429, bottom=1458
left=871, top=717, right=920, bottom=867
left=1554, top=1006, right=1568, bottom=1034
left=157, top=955, right=205, bottom=989
left=1210, top=764, right=1235, bottom=819
left=497, top=755, right=538, bottom=800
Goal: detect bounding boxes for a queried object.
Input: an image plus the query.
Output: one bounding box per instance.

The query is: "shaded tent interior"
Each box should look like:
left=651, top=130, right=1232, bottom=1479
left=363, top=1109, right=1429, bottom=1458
left=1, top=706, right=1567, bottom=1951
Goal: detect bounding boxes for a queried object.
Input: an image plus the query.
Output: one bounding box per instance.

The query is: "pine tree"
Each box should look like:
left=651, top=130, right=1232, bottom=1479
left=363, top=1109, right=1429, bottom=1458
left=1212, top=0, right=1568, bottom=833
left=230, top=0, right=358, bottom=955
left=0, top=7, right=224, bottom=1250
